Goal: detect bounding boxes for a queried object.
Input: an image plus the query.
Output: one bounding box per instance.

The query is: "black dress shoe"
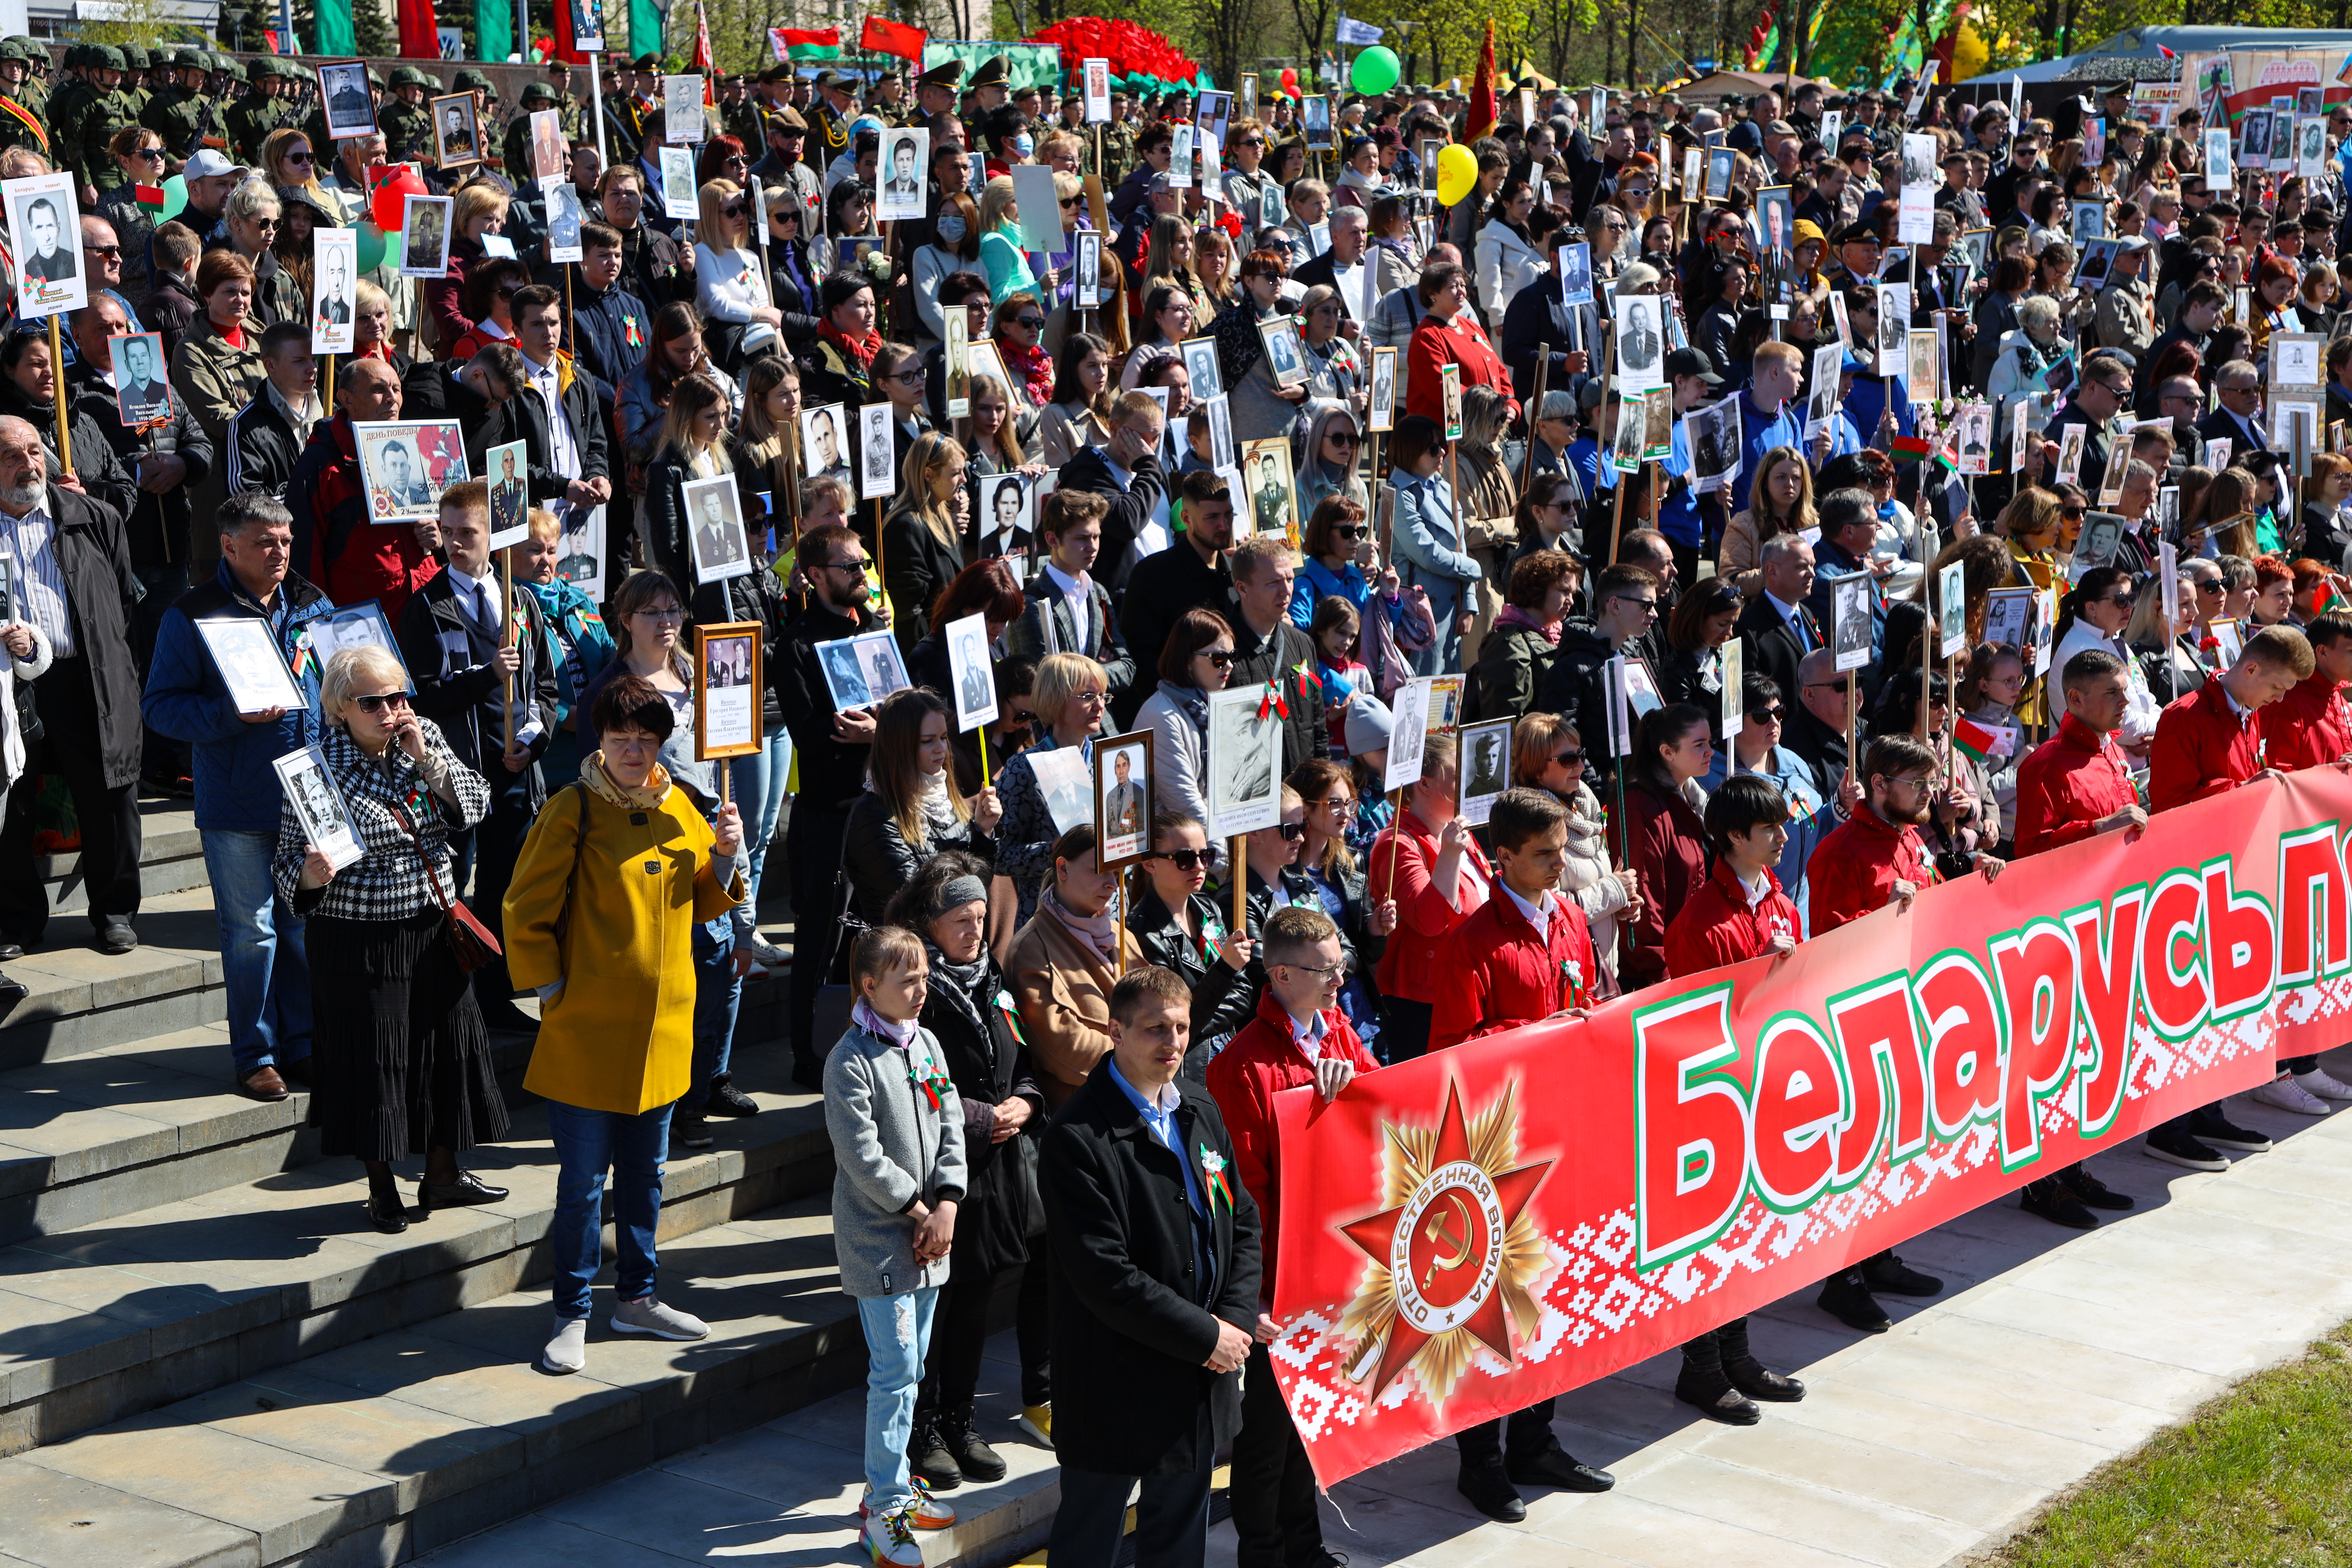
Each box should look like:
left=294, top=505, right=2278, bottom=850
left=2021, top=1177, right=2098, bottom=1230
left=2192, top=1114, right=2272, bottom=1153
left=706, top=1076, right=761, bottom=1117
left=673, top=1112, right=714, bottom=1149
left=366, top=1189, right=410, bottom=1234
left=0, top=941, right=23, bottom=961
left=1818, top=1268, right=1891, bottom=1332
left=2060, top=1164, right=2134, bottom=1210
left=1676, top=1365, right=1762, bottom=1424
left=1860, top=1251, right=1942, bottom=1297
left=95, top=918, right=136, bottom=956
left=0, top=970, right=26, bottom=1006
left=1726, top=1358, right=1806, bottom=1402
left=1454, top=1458, right=1526, bottom=1521
left=1505, top=1443, right=1614, bottom=1492
left=418, top=1171, right=510, bottom=1211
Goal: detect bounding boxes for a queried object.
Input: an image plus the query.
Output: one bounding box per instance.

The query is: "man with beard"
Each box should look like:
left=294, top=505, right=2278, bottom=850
left=1112, top=469, right=1232, bottom=728
left=1805, top=733, right=2002, bottom=1332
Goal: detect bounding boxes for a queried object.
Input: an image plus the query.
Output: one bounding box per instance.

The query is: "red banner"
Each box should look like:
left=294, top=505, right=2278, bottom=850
left=860, top=15, right=927, bottom=60
left=1270, top=771, right=2352, bottom=1485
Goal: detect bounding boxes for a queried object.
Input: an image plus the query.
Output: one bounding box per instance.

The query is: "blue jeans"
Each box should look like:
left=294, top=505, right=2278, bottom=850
left=858, top=1287, right=938, bottom=1508
left=729, top=729, right=792, bottom=941
left=546, top=1097, right=673, bottom=1321
left=201, top=828, right=311, bottom=1074
left=680, top=917, right=742, bottom=1113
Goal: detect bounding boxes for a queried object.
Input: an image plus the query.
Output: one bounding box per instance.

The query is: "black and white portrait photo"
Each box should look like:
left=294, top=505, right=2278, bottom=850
left=660, top=146, right=699, bottom=220
left=1706, top=146, right=1736, bottom=200
left=1956, top=402, right=1993, bottom=475
left=432, top=92, right=479, bottom=168
left=802, top=404, right=852, bottom=488
left=1875, top=281, right=1910, bottom=375
left=684, top=474, right=750, bottom=583
left=876, top=127, right=929, bottom=223
left=400, top=194, right=452, bottom=279
left=2241, top=108, right=2273, bottom=166
left=1257, top=316, right=1308, bottom=389
left=1831, top=575, right=1874, bottom=673
left=110, top=333, right=171, bottom=426
left=944, top=610, right=998, bottom=731
left=1094, top=732, right=1152, bottom=867
left=547, top=183, right=585, bottom=261
left=978, top=473, right=1032, bottom=561
left=4, top=174, right=85, bottom=316
left=199, top=617, right=306, bottom=714
left=1383, top=676, right=1432, bottom=793
left=858, top=401, right=897, bottom=501
left=1205, top=684, right=1283, bottom=837
left=1457, top=719, right=1512, bottom=827
left=317, top=61, right=377, bottom=141
left=1074, top=230, right=1103, bottom=308
left=1687, top=396, right=1738, bottom=492
left=274, top=745, right=363, bottom=869
left=1367, top=347, right=1397, bottom=432
left=311, top=226, right=356, bottom=354
left=817, top=638, right=873, bottom=711
left=1181, top=336, right=1223, bottom=401
left=305, top=601, right=407, bottom=684
left=664, top=74, right=705, bottom=146
left=1612, top=395, right=1646, bottom=472
left=1615, top=294, right=1664, bottom=390
left=1807, top=341, right=1844, bottom=434
left=855, top=630, right=909, bottom=708
left=1558, top=241, right=1593, bottom=306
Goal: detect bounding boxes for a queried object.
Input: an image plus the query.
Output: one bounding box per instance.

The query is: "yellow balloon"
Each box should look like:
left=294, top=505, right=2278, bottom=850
left=1436, top=143, right=1479, bottom=208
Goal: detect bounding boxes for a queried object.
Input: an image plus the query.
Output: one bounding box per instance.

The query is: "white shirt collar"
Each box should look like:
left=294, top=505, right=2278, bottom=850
left=1501, top=880, right=1554, bottom=937
left=477, top=318, right=511, bottom=340
left=1044, top=561, right=1091, bottom=600
left=1287, top=1007, right=1328, bottom=1061
left=1737, top=868, right=1772, bottom=907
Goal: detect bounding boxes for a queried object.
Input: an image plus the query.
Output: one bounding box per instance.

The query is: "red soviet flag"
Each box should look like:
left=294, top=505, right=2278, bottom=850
left=860, top=14, right=927, bottom=59
left=397, top=0, right=440, bottom=58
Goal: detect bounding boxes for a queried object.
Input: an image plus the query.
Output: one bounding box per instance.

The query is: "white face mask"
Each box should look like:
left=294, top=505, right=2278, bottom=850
left=935, top=213, right=967, bottom=244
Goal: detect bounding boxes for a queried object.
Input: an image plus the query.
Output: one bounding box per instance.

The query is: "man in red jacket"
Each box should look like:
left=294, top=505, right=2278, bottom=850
left=2009, top=650, right=2147, bottom=1225
left=1661, top=775, right=1809, bottom=1423
left=1404, top=260, right=1519, bottom=428
left=1368, top=733, right=1495, bottom=1062
left=2255, top=614, right=2352, bottom=1112
left=1805, top=734, right=1996, bottom=1329
left=2143, top=623, right=2308, bottom=1162
left=1205, top=905, right=1377, bottom=1568
left=1428, top=789, right=1614, bottom=1519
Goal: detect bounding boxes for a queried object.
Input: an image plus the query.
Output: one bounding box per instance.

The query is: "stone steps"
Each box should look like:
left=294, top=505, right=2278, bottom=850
left=38, top=797, right=211, bottom=919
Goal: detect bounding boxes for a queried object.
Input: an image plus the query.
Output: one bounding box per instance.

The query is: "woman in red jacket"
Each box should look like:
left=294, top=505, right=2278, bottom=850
left=1615, top=702, right=1715, bottom=991
left=1366, top=733, right=1493, bottom=1062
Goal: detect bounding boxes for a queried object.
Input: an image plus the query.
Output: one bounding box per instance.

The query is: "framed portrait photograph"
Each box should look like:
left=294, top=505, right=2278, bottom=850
left=1875, top=282, right=1911, bottom=376
left=1615, top=294, right=1664, bottom=391
left=659, top=146, right=700, bottom=220
left=568, top=0, right=606, bottom=51
left=1752, top=185, right=1794, bottom=255
left=1074, top=230, right=1103, bottom=308
left=1204, top=394, right=1236, bottom=473
left=1094, top=729, right=1154, bottom=868
left=273, top=744, right=364, bottom=870
left=683, top=473, right=751, bottom=584
left=355, top=420, right=468, bottom=525
left=1439, top=362, right=1463, bottom=441
left=1301, top=94, right=1332, bottom=149
left=1954, top=402, right=1993, bottom=476
left=814, top=628, right=909, bottom=713
left=976, top=472, right=1033, bottom=563
left=546, top=183, right=585, bottom=263
left=1429, top=674, right=1464, bottom=733
left=1367, top=346, right=1398, bottom=432
left=1719, top=637, right=1744, bottom=742
left=1831, top=575, right=1874, bottom=673
left=944, top=610, right=999, bottom=731
left=1205, top=684, right=1284, bottom=839
left=1383, top=677, right=1433, bottom=793
left=1612, top=394, right=1646, bottom=473
left=110, top=332, right=171, bottom=426
left=876, top=126, right=929, bottom=223
left=398, top=194, right=452, bottom=278
left=858, top=402, right=897, bottom=501
left=2070, top=511, right=2126, bottom=578
left=2055, top=424, right=2088, bottom=485
left=311, top=226, right=357, bottom=354
left=2069, top=198, right=2105, bottom=246
left=1804, top=341, right=1843, bottom=436
left=1641, top=387, right=1674, bottom=461
left=303, top=600, right=410, bottom=688
left=1938, top=559, right=1969, bottom=659
left=316, top=61, right=378, bottom=141
left=966, top=341, right=1012, bottom=407
left=3, top=173, right=85, bottom=318
left=1240, top=439, right=1297, bottom=546
left=1706, top=146, right=1736, bottom=201
left=525, top=108, right=566, bottom=188
left=1181, top=336, right=1223, bottom=401
left=800, top=403, right=852, bottom=487
left=1906, top=327, right=1940, bottom=401
left=198, top=617, right=304, bottom=715
left=1082, top=58, right=1111, bottom=122
left=1456, top=718, right=1512, bottom=827
left=2270, top=331, right=2324, bottom=389
left=557, top=503, right=606, bottom=598
left=1687, top=396, right=1739, bottom=492
left=1558, top=241, right=1594, bottom=307
left=1256, top=315, right=1308, bottom=391
left=2096, top=440, right=2130, bottom=505
left=430, top=93, right=480, bottom=170
left=664, top=74, right=706, bottom=145
left=485, top=438, right=530, bottom=550
left=694, top=620, right=763, bottom=760
left=1167, top=124, right=1194, bottom=189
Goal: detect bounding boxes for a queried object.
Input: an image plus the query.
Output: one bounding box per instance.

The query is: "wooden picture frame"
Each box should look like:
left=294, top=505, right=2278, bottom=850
left=429, top=92, right=481, bottom=171
left=693, top=621, right=764, bottom=761
left=1093, top=728, right=1155, bottom=869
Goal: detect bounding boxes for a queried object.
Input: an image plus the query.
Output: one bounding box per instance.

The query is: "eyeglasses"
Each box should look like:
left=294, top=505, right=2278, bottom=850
left=351, top=692, right=412, bottom=713
left=1148, top=847, right=1220, bottom=870
left=1012, top=315, right=1045, bottom=330
left=816, top=558, right=872, bottom=575
left=1806, top=678, right=1852, bottom=694
left=1200, top=649, right=1236, bottom=668
left=1885, top=773, right=1936, bottom=794
left=83, top=244, right=120, bottom=259
left=1308, top=794, right=1354, bottom=811
left=1552, top=748, right=1588, bottom=766
left=1284, top=957, right=1352, bottom=979
left=632, top=604, right=686, bottom=621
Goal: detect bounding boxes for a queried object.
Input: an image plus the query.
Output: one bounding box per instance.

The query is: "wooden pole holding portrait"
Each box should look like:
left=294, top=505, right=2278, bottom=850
left=46, top=316, right=68, bottom=472
left=499, top=548, right=515, bottom=756
left=1521, top=343, right=1549, bottom=492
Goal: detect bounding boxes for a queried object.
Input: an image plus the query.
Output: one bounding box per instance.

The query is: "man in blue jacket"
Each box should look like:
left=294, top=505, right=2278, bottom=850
left=141, top=492, right=332, bottom=1102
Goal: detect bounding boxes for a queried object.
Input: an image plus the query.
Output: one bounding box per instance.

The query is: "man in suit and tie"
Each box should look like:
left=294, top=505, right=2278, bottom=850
left=2198, top=359, right=2274, bottom=458
left=1805, top=489, right=1890, bottom=704
left=1008, top=490, right=1138, bottom=699
left=1734, top=533, right=1820, bottom=704
left=314, top=251, right=352, bottom=330
left=1104, top=748, right=1143, bottom=837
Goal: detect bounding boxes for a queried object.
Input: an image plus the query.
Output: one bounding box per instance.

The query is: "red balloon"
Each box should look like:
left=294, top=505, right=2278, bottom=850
left=368, top=164, right=428, bottom=232
left=1280, top=67, right=1297, bottom=88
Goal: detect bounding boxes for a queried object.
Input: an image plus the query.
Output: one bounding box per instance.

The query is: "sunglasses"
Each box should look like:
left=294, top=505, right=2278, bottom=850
left=1331, top=524, right=1365, bottom=540
left=1552, top=748, right=1588, bottom=766
left=1149, top=847, right=1221, bottom=870
left=1270, top=822, right=1307, bottom=841
left=1749, top=705, right=1786, bottom=722
left=1059, top=195, right=1081, bottom=207
left=83, top=244, right=121, bottom=259
left=1326, top=432, right=1360, bottom=447
left=351, top=692, right=412, bottom=713
left=136, top=147, right=167, bottom=162
left=1807, top=678, right=1853, bottom=694
left=1202, top=650, right=1236, bottom=668
left=1012, top=315, right=1045, bottom=329
left=723, top=202, right=747, bottom=218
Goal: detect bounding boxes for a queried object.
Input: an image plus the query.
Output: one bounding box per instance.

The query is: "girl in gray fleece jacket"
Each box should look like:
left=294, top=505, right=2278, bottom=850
left=825, top=926, right=969, bottom=1563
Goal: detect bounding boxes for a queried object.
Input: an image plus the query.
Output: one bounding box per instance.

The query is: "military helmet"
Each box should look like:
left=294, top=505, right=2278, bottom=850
left=121, top=44, right=149, bottom=70
left=520, top=80, right=556, bottom=106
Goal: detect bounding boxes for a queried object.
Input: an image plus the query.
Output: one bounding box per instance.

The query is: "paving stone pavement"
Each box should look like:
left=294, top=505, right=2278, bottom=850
left=408, top=1052, right=2352, bottom=1568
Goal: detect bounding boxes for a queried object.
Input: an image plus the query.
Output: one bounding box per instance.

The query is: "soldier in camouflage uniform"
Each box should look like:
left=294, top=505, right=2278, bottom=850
left=117, top=46, right=147, bottom=118
left=1099, top=95, right=1139, bottom=187
left=226, top=56, right=282, bottom=167
left=76, top=46, right=130, bottom=200
left=47, top=46, right=97, bottom=192
left=505, top=81, right=560, bottom=186
left=0, top=42, right=49, bottom=162
left=547, top=61, right=587, bottom=144
left=383, top=66, right=436, bottom=166
left=6, top=38, right=45, bottom=116
left=142, top=49, right=211, bottom=162
left=721, top=72, right=762, bottom=148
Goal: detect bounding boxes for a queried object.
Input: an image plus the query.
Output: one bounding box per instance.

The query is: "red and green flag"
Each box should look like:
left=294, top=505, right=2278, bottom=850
left=774, top=26, right=841, bottom=61
left=1953, top=716, right=2011, bottom=765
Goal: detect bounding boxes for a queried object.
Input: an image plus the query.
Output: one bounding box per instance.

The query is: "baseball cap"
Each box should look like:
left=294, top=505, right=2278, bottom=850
left=181, top=149, right=249, bottom=182
left=1664, top=346, right=1721, bottom=385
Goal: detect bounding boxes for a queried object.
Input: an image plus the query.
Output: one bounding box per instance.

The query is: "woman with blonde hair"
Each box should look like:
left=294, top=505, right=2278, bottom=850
left=882, top=430, right=971, bottom=644
left=1996, top=484, right=2066, bottom=592
left=276, top=645, right=502, bottom=1235
left=421, top=180, right=510, bottom=350
left=638, top=373, right=734, bottom=587
left=964, top=373, right=1047, bottom=507
left=1718, top=446, right=1818, bottom=595
left=843, top=688, right=1003, bottom=922
left=978, top=175, right=1039, bottom=303
left=220, top=178, right=302, bottom=327
left=694, top=178, right=784, bottom=361
left=994, top=652, right=1110, bottom=926
left=1196, top=225, right=1241, bottom=312
left=260, top=125, right=332, bottom=211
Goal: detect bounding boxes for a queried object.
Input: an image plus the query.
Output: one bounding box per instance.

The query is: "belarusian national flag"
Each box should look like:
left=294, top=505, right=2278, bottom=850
left=776, top=26, right=841, bottom=61
left=1954, top=717, right=2012, bottom=764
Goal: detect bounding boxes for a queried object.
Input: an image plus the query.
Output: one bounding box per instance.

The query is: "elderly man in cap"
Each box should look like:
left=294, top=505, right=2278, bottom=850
left=751, top=106, right=823, bottom=234
left=2093, top=235, right=2155, bottom=359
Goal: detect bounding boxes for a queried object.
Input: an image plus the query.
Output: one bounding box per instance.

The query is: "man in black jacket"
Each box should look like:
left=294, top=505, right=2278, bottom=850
left=1114, top=470, right=1234, bottom=729
left=0, top=415, right=145, bottom=954
left=1006, top=489, right=1137, bottom=697
left=395, top=479, right=556, bottom=1032
left=1735, top=533, right=1820, bottom=706
left=775, top=520, right=886, bottom=1084
left=1536, top=562, right=1662, bottom=785
left=1041, top=964, right=1261, bottom=1568
left=1224, top=536, right=1328, bottom=776
left=1499, top=223, right=1594, bottom=404
left=1057, top=388, right=1168, bottom=593
left=539, top=225, right=650, bottom=419
left=225, top=322, right=321, bottom=500
left=596, top=165, right=692, bottom=307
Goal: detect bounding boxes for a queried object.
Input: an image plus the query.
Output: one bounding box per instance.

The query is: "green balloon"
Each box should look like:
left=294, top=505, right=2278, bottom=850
left=1350, top=46, right=1400, bottom=96
left=355, top=221, right=386, bottom=273
left=158, top=173, right=187, bottom=223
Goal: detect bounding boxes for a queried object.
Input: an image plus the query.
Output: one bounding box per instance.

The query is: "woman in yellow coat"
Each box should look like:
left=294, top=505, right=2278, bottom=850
left=503, top=673, right=744, bottom=1376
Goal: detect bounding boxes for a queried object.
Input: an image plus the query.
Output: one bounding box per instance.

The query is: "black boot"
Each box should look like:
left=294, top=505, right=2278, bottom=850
left=907, top=1410, right=962, bottom=1491
left=1676, top=1358, right=1761, bottom=1423
left=706, top=1073, right=761, bottom=1117
left=1454, top=1455, right=1525, bottom=1521
left=1714, top=1316, right=1804, bottom=1402
left=2020, top=1176, right=2097, bottom=1230
left=936, top=1402, right=1006, bottom=1482
left=1859, top=1248, right=1942, bottom=1297
left=1817, top=1267, right=1890, bottom=1332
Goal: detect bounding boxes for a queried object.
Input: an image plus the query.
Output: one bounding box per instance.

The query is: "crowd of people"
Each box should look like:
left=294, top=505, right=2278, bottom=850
left=0, top=38, right=2343, bottom=1568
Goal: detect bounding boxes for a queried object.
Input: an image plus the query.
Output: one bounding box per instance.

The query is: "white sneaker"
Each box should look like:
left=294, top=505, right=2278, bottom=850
left=2295, top=1066, right=2352, bottom=1100
left=610, top=1296, right=710, bottom=1340
left=2251, top=1076, right=2332, bottom=1115
left=746, top=936, right=792, bottom=967
left=861, top=1507, right=925, bottom=1567
left=541, top=1316, right=587, bottom=1373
